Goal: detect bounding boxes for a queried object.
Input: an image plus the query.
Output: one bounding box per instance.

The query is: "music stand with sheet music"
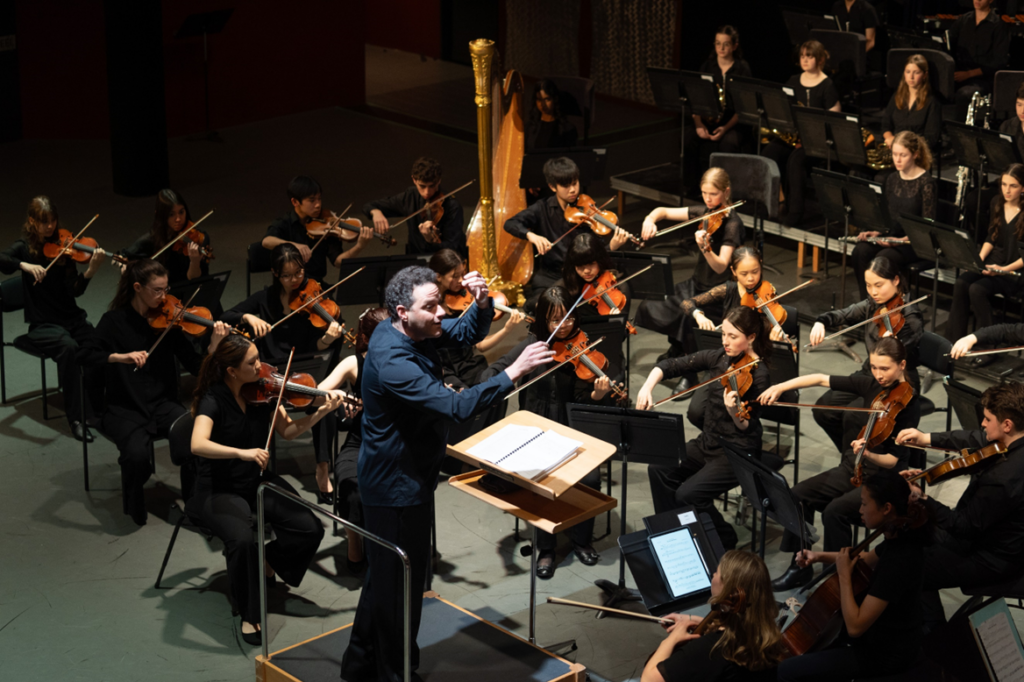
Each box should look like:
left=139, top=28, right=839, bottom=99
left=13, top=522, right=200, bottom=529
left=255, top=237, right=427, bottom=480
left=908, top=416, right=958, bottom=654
left=520, top=147, right=607, bottom=188
left=646, top=67, right=688, bottom=194
left=175, top=9, right=234, bottom=142
left=946, top=121, right=1022, bottom=243
left=336, top=254, right=431, bottom=306
left=566, top=404, right=686, bottom=611
left=729, top=75, right=800, bottom=157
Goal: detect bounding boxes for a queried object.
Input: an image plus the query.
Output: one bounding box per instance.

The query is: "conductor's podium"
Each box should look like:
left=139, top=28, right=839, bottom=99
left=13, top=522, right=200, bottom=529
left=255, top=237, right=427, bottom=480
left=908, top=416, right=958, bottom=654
left=255, top=592, right=586, bottom=682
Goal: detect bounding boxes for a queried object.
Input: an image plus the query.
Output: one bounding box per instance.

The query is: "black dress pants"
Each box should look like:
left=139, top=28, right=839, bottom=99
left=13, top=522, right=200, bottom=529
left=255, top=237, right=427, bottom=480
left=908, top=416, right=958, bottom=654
left=946, top=271, right=1022, bottom=343
left=186, top=476, right=324, bottom=624
left=647, top=434, right=743, bottom=550
left=920, top=534, right=1010, bottom=631
left=779, top=462, right=862, bottom=553
left=23, top=319, right=95, bottom=426
left=341, top=501, right=432, bottom=682
left=537, top=466, right=601, bottom=552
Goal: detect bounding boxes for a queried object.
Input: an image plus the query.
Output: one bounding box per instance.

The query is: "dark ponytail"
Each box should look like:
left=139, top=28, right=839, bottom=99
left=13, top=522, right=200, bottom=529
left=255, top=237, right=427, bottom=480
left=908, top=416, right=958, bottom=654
left=269, top=243, right=306, bottom=296
left=151, top=189, right=192, bottom=249
left=862, top=469, right=911, bottom=517
left=724, top=305, right=773, bottom=364
left=871, top=336, right=907, bottom=365
left=867, top=256, right=907, bottom=295
left=730, top=246, right=763, bottom=275
left=109, top=258, right=168, bottom=311
left=191, top=335, right=253, bottom=417
left=562, top=232, right=614, bottom=296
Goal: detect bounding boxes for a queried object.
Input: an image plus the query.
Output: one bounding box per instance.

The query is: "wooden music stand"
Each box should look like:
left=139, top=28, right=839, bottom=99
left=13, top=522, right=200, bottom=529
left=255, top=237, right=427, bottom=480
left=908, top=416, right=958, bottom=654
left=447, top=410, right=617, bottom=646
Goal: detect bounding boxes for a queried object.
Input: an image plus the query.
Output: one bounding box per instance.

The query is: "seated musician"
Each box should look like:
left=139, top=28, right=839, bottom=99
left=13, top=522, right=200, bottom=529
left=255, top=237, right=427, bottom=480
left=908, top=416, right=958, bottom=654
left=429, top=248, right=525, bottom=389
left=81, top=259, right=229, bottom=526
left=526, top=79, right=578, bottom=152
left=221, top=243, right=344, bottom=502
left=880, top=55, right=941, bottom=154
left=945, top=163, right=1024, bottom=362
left=262, top=175, right=373, bottom=284
left=641, top=550, right=786, bottom=682
left=760, top=40, right=840, bottom=227
left=562, top=232, right=632, bottom=323
left=951, top=321, right=1024, bottom=364
left=316, top=307, right=387, bottom=573
left=481, top=286, right=618, bottom=578
left=0, top=196, right=105, bottom=443
left=636, top=306, right=772, bottom=550
left=831, top=0, right=877, bottom=51
left=364, top=156, right=466, bottom=257
left=808, top=257, right=923, bottom=453
left=761, top=337, right=920, bottom=591
left=189, top=334, right=351, bottom=645
left=121, top=189, right=209, bottom=285
left=1000, top=82, right=1024, bottom=162
left=897, top=382, right=1024, bottom=633
left=850, top=131, right=936, bottom=301
left=963, top=81, right=1024, bottom=235
left=949, top=0, right=1010, bottom=121
left=777, top=470, right=926, bottom=681
left=637, top=168, right=743, bottom=376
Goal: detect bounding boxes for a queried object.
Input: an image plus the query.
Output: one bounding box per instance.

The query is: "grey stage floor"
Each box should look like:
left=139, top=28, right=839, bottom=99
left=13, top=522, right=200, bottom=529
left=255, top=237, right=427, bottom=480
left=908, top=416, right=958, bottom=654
left=0, top=46, right=1010, bottom=682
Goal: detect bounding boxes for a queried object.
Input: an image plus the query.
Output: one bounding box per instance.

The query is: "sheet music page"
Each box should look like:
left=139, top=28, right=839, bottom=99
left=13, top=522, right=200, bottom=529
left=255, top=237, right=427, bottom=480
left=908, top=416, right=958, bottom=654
left=977, top=611, right=1024, bottom=682
left=500, top=430, right=582, bottom=480
left=650, top=529, right=711, bottom=599
left=467, top=425, right=542, bottom=463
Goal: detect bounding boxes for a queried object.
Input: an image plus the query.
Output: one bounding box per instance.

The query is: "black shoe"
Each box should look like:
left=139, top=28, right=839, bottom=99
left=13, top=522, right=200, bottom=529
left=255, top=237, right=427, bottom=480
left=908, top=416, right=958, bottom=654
left=536, top=553, right=556, bottom=580
left=317, top=490, right=333, bottom=505
left=346, top=557, right=367, bottom=575
left=573, top=544, right=600, bottom=566
left=771, top=564, right=813, bottom=592
left=971, top=354, right=996, bottom=368
left=71, top=421, right=94, bottom=443
left=669, top=376, right=692, bottom=398
left=240, top=621, right=261, bottom=646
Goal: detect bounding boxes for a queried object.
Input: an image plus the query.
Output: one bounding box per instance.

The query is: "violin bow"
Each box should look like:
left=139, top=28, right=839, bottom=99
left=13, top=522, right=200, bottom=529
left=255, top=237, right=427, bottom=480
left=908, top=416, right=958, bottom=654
left=654, top=201, right=745, bottom=239
left=761, top=401, right=887, bottom=413
left=548, top=197, right=617, bottom=249
left=946, top=345, right=1024, bottom=358
left=545, top=292, right=586, bottom=345
left=308, top=203, right=353, bottom=255
left=654, top=359, right=760, bottom=407
left=135, top=286, right=202, bottom=372
left=581, top=265, right=654, bottom=305
left=389, top=179, right=475, bottom=230
left=43, top=214, right=99, bottom=274
left=546, top=597, right=671, bottom=625
left=151, top=210, right=214, bottom=259
left=262, top=347, right=296, bottom=474
left=266, top=266, right=366, bottom=333
left=504, top=337, right=605, bottom=401
left=802, top=295, right=928, bottom=349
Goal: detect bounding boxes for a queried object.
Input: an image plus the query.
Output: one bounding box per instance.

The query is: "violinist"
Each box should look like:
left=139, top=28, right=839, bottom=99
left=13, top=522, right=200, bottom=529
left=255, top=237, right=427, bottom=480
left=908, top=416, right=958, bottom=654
left=262, top=175, right=373, bottom=284
left=316, top=308, right=386, bottom=573
left=636, top=168, right=744, bottom=366
left=481, top=286, right=617, bottom=579
left=951, top=322, right=1024, bottom=376
left=808, top=257, right=922, bottom=453
left=188, top=334, right=351, bottom=645
left=80, top=259, right=230, bottom=526
left=364, top=156, right=466, bottom=257
left=641, top=550, right=785, bottom=682
left=637, top=306, right=772, bottom=550
left=896, top=382, right=1024, bottom=633
left=0, top=196, right=105, bottom=443
left=777, top=470, right=925, bottom=681
left=562, top=232, right=632, bottom=323
left=850, top=131, right=935, bottom=302
left=945, top=163, right=1024, bottom=358
left=429, top=249, right=525, bottom=389
left=760, top=40, right=840, bottom=227
left=120, top=189, right=209, bottom=285
left=761, top=337, right=920, bottom=591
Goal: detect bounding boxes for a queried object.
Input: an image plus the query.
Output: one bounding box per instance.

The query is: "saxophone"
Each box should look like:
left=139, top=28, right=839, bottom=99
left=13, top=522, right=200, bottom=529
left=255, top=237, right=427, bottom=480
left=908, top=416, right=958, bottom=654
left=956, top=92, right=992, bottom=211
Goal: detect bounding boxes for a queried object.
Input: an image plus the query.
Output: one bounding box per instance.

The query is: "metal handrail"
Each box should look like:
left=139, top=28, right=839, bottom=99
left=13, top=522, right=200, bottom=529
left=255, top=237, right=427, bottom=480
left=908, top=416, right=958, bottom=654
left=257, top=482, right=412, bottom=682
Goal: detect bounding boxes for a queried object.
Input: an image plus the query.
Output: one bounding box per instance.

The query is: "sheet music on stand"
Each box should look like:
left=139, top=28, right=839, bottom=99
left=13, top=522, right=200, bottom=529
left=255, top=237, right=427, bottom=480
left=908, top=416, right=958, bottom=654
left=969, top=599, right=1024, bottom=681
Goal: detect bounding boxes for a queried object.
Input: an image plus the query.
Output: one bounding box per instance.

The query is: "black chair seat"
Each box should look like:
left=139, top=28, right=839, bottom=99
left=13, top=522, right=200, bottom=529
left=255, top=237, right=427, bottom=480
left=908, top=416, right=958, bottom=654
left=12, top=334, right=47, bottom=358
left=918, top=396, right=935, bottom=418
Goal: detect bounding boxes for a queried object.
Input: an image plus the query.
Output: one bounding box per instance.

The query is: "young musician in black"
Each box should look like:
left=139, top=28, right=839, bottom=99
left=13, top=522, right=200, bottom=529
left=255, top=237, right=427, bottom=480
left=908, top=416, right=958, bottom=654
left=364, top=156, right=466, bottom=256
left=949, top=0, right=1010, bottom=121
left=526, top=79, right=578, bottom=151
left=189, top=335, right=350, bottom=645
left=945, top=163, right=1024, bottom=358
left=951, top=322, right=1024, bottom=363
left=761, top=338, right=920, bottom=590
left=562, top=232, right=632, bottom=324
left=0, top=196, right=105, bottom=442
left=636, top=306, right=772, bottom=550
left=897, top=382, right=1024, bottom=633
left=121, top=189, right=209, bottom=286
left=81, top=259, right=229, bottom=525
left=880, top=55, right=941, bottom=153
left=850, top=131, right=936, bottom=301
left=262, top=175, right=372, bottom=283
left=830, top=0, right=878, bottom=52
left=777, top=470, right=926, bottom=681
left=808, top=257, right=923, bottom=453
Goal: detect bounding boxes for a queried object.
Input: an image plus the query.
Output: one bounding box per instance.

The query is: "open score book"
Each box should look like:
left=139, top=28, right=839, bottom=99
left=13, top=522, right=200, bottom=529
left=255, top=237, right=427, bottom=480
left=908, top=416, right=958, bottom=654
left=467, top=424, right=583, bottom=482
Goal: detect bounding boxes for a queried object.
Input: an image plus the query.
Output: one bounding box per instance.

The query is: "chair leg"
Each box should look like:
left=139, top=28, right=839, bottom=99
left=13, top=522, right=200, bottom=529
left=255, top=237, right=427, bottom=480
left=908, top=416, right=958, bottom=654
left=156, top=510, right=188, bottom=589
left=81, top=371, right=89, bottom=491
left=0, top=341, right=6, bottom=404
left=40, top=358, right=49, bottom=420
left=793, top=413, right=801, bottom=485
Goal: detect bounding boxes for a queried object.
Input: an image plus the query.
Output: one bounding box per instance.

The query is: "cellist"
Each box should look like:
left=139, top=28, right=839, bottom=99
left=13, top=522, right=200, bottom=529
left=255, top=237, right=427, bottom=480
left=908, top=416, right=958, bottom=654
left=896, top=382, right=1024, bottom=633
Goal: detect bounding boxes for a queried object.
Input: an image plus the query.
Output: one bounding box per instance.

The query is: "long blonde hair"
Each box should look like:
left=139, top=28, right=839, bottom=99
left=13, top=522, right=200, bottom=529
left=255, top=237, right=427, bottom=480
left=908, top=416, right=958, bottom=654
left=894, top=54, right=931, bottom=112
left=709, top=550, right=788, bottom=671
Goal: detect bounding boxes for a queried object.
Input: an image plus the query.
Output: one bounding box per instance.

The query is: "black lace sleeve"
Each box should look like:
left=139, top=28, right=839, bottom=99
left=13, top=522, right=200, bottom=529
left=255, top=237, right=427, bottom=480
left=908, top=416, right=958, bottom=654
left=921, top=176, right=937, bottom=221
left=680, top=283, right=728, bottom=317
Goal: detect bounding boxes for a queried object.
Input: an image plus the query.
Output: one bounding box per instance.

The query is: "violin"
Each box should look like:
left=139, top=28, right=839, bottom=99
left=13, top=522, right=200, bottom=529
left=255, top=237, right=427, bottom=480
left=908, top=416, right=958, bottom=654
left=740, top=280, right=796, bottom=353
left=850, top=381, right=915, bottom=487
left=874, top=293, right=907, bottom=337
left=551, top=329, right=628, bottom=401
left=240, top=363, right=360, bottom=409
left=170, top=222, right=215, bottom=261
left=43, top=229, right=128, bottom=267
left=144, top=294, right=248, bottom=338
left=564, top=194, right=644, bottom=248
left=697, top=205, right=732, bottom=254
left=307, top=213, right=398, bottom=247
left=343, top=328, right=358, bottom=349
left=720, top=353, right=759, bottom=421
left=904, top=441, right=1010, bottom=486
left=582, top=270, right=638, bottom=334
left=289, top=279, right=344, bottom=329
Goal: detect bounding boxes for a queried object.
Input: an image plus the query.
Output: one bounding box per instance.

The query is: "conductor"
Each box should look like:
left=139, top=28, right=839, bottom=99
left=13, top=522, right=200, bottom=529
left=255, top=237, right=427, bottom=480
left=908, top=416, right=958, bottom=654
left=340, top=265, right=552, bottom=682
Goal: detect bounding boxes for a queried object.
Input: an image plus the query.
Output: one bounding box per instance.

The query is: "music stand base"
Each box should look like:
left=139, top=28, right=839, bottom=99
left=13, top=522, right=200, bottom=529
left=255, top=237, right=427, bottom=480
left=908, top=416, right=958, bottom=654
left=595, top=578, right=643, bottom=611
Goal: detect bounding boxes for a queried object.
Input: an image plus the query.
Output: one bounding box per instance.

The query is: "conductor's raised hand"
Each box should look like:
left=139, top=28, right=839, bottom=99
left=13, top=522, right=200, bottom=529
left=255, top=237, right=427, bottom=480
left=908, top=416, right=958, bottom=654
left=504, top=341, right=555, bottom=383
left=461, top=271, right=489, bottom=306
left=239, top=447, right=270, bottom=470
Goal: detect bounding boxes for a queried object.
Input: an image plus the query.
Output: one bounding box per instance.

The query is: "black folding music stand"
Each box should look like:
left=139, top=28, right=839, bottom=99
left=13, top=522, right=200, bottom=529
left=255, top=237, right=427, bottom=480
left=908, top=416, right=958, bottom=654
left=607, top=251, right=674, bottom=300
left=946, top=121, right=1022, bottom=243
left=900, top=215, right=957, bottom=334
left=520, top=147, right=607, bottom=188
left=781, top=6, right=839, bottom=45
left=944, top=377, right=984, bottom=431
left=729, top=75, right=799, bottom=157
left=566, top=404, right=685, bottom=611
left=175, top=9, right=234, bottom=142
left=647, top=67, right=688, bottom=195
left=335, top=254, right=430, bottom=306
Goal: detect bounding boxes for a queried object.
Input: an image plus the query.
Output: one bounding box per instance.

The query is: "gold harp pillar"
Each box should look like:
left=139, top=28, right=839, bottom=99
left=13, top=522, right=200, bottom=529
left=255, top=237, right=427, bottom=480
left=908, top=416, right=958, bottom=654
left=469, top=39, right=500, bottom=282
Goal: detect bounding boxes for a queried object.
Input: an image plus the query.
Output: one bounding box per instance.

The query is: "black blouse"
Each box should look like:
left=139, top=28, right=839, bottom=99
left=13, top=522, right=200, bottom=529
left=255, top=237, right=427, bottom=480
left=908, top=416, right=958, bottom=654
left=526, top=117, right=578, bottom=151
left=121, top=229, right=211, bottom=286
left=827, top=374, right=920, bottom=468
left=880, top=95, right=941, bottom=153
left=220, top=282, right=334, bottom=362
left=984, top=198, right=1023, bottom=268
left=698, top=57, right=753, bottom=124
left=784, top=74, right=839, bottom=110
left=886, top=172, right=937, bottom=238
left=0, top=239, right=91, bottom=327
left=999, top=117, right=1024, bottom=168
left=950, top=11, right=1011, bottom=80
left=690, top=206, right=744, bottom=293
left=195, top=382, right=275, bottom=496
left=817, top=296, right=924, bottom=371
left=657, top=629, right=778, bottom=682
left=830, top=0, right=878, bottom=34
